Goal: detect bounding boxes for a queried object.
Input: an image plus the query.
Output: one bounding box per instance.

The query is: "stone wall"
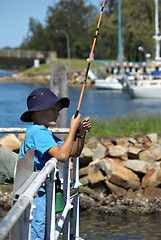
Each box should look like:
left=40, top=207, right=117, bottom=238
left=77, top=133, right=161, bottom=202
left=1, top=132, right=161, bottom=214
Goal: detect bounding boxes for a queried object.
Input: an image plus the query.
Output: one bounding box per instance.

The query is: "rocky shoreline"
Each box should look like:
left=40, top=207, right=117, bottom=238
left=1, top=189, right=161, bottom=216
left=0, top=71, right=95, bottom=87
left=1, top=132, right=161, bottom=216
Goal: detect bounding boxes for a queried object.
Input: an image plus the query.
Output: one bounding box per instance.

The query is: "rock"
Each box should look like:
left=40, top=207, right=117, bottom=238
left=139, top=144, right=161, bottom=163
left=147, top=133, right=158, bottom=144
left=80, top=176, right=89, bottom=186
left=79, top=186, right=98, bottom=197
left=88, top=159, right=105, bottom=185
left=128, top=137, right=137, bottom=145
left=18, top=133, right=25, bottom=143
left=0, top=147, right=18, bottom=184
left=115, top=137, right=129, bottom=147
left=0, top=191, right=12, bottom=210
left=126, top=188, right=143, bottom=200
left=141, top=166, right=161, bottom=188
left=143, top=187, right=161, bottom=200
left=105, top=179, right=127, bottom=196
left=93, top=143, right=107, bottom=161
left=85, top=137, right=98, bottom=149
left=104, top=157, right=140, bottom=190
left=0, top=134, right=21, bottom=152
left=108, top=145, right=128, bottom=160
left=124, top=160, right=150, bottom=174
left=99, top=159, right=112, bottom=178
left=79, top=147, right=93, bottom=167
left=79, top=166, right=89, bottom=177
left=127, top=146, right=144, bottom=159
left=136, top=136, right=150, bottom=146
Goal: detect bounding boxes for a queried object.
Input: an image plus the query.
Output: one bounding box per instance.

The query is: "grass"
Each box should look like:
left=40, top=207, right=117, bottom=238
left=23, top=58, right=107, bottom=75
left=88, top=114, right=161, bottom=139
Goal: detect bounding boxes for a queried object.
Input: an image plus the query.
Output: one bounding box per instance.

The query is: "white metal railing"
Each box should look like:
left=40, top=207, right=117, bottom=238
left=0, top=128, right=81, bottom=240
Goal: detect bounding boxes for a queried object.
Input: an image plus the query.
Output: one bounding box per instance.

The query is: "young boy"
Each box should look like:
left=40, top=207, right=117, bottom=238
left=19, top=87, right=91, bottom=240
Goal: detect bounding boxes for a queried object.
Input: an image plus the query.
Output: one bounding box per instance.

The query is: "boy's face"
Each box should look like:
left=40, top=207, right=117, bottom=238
left=32, top=102, right=62, bottom=128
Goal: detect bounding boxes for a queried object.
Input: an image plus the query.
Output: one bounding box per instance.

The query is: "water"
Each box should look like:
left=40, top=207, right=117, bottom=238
left=1, top=82, right=161, bottom=128
left=79, top=212, right=161, bottom=239
left=1, top=77, right=161, bottom=238
left=0, top=69, right=18, bottom=77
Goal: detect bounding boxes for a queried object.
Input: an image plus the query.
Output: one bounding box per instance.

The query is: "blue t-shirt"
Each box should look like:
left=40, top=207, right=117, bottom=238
left=19, top=125, right=64, bottom=171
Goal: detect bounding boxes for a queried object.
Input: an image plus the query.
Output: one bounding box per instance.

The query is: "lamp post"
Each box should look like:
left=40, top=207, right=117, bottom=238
left=56, top=29, right=71, bottom=71
left=153, top=0, right=161, bottom=61
left=118, top=0, right=122, bottom=66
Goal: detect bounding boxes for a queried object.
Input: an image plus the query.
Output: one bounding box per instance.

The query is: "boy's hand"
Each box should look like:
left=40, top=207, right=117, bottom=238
left=70, top=113, right=81, bottom=132
left=81, top=116, right=91, bottom=131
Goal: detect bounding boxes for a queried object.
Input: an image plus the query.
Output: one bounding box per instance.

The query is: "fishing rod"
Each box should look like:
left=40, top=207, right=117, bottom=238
left=75, top=0, right=106, bottom=118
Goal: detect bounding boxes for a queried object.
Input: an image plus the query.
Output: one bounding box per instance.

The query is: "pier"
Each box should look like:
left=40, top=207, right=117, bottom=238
left=0, top=49, right=57, bottom=68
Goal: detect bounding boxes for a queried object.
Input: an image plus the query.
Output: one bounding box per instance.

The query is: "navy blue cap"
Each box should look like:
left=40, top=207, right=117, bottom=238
left=20, top=88, right=70, bottom=122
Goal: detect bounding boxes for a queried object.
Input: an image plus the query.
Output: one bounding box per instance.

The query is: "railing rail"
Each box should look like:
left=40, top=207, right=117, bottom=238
left=0, top=128, right=80, bottom=240
left=0, top=49, right=49, bottom=59
left=0, top=127, right=70, bottom=134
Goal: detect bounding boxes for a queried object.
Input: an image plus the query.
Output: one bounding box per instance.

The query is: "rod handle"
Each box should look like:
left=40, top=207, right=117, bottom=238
left=74, top=110, right=79, bottom=119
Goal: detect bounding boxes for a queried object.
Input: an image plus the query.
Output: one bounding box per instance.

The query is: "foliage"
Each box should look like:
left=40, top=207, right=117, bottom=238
left=88, top=114, right=161, bottom=139
left=20, top=18, right=47, bottom=50
left=19, top=0, right=161, bottom=62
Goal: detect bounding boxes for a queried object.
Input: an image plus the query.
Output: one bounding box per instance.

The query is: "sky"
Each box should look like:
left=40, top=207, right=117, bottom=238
left=0, top=0, right=102, bottom=49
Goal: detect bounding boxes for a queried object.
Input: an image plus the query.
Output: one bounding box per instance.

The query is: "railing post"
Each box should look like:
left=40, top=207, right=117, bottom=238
left=12, top=202, right=33, bottom=240
left=63, top=158, right=71, bottom=240
left=46, top=163, right=57, bottom=240
left=73, top=157, right=81, bottom=239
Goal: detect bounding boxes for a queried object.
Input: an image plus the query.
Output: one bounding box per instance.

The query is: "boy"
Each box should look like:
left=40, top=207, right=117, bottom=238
left=19, top=87, right=91, bottom=240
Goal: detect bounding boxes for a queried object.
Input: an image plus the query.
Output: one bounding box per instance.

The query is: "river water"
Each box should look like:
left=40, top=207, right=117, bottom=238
left=1, top=77, right=161, bottom=239
left=1, top=82, right=161, bottom=128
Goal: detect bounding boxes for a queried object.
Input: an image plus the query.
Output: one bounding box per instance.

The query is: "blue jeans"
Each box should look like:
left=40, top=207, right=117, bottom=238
left=31, top=191, right=46, bottom=240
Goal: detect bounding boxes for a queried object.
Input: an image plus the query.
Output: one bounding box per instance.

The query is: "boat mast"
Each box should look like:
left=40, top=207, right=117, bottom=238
left=154, top=0, right=161, bottom=61
left=118, top=0, right=122, bottom=65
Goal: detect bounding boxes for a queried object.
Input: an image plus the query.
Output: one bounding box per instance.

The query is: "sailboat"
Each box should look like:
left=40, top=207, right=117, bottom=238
left=94, top=0, right=124, bottom=90
left=125, top=0, right=161, bottom=98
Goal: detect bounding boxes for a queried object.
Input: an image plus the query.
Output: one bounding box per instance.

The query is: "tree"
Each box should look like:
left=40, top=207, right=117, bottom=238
left=20, top=18, right=47, bottom=50
left=88, top=0, right=161, bottom=61
left=20, top=0, right=161, bottom=62
left=45, top=0, right=96, bottom=58
left=21, top=0, right=97, bottom=58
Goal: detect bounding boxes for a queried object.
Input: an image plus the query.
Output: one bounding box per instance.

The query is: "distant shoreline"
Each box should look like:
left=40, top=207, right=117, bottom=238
left=0, top=73, right=94, bottom=88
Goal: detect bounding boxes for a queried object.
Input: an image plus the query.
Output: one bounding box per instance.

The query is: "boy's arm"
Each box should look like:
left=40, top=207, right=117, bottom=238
left=70, top=117, right=91, bottom=157
left=48, top=114, right=81, bottom=162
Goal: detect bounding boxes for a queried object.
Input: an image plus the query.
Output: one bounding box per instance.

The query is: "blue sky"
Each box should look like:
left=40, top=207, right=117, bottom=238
left=0, top=0, right=102, bottom=49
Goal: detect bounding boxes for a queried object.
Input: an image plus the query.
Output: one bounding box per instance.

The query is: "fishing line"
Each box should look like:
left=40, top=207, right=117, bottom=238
left=75, top=0, right=106, bottom=118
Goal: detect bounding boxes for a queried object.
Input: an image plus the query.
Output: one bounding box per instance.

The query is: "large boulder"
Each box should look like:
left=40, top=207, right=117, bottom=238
left=0, top=134, right=21, bottom=152
left=88, top=159, right=105, bottom=185
left=124, top=160, right=150, bottom=174
left=141, top=165, right=161, bottom=188
left=108, top=145, right=128, bottom=161
left=0, top=147, right=18, bottom=184
left=139, top=144, right=161, bottom=163
left=93, top=143, right=107, bottom=161
left=104, top=157, right=140, bottom=190
left=143, top=187, right=161, bottom=200
left=79, top=146, right=93, bottom=167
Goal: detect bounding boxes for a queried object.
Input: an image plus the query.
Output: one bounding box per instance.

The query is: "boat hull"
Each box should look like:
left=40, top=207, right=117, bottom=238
left=95, top=78, right=123, bottom=90
left=125, top=79, right=161, bottom=98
